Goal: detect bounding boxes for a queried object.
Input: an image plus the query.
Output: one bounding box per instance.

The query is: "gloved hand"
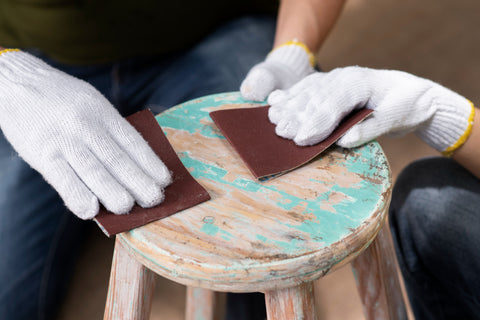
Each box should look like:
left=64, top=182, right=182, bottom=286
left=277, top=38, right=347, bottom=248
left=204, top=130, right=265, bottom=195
left=240, top=40, right=315, bottom=102
left=268, top=66, right=475, bottom=156
left=0, top=50, right=172, bottom=219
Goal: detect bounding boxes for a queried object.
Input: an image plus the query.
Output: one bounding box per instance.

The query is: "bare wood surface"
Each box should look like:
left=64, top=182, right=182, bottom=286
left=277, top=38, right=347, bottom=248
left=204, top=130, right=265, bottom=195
left=351, top=222, right=407, bottom=320
left=118, top=93, right=393, bottom=293
left=265, top=282, right=316, bottom=320
left=185, top=287, right=215, bottom=320
left=102, top=92, right=396, bottom=320
left=104, top=237, right=156, bottom=320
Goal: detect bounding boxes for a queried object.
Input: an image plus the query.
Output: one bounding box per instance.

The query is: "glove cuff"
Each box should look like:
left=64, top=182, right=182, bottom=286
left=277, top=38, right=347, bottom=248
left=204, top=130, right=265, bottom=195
left=416, top=91, right=475, bottom=156
left=271, top=39, right=316, bottom=67
left=0, top=49, right=58, bottom=77
left=0, top=48, right=20, bottom=56
left=266, top=40, right=315, bottom=78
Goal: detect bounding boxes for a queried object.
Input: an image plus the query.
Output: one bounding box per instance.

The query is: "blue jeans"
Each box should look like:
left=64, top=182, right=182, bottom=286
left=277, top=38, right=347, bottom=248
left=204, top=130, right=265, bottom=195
left=389, top=157, right=480, bottom=319
left=0, top=15, right=275, bottom=320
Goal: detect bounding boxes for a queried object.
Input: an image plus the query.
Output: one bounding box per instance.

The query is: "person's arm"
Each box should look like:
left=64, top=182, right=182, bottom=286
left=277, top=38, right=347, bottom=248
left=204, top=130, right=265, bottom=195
left=274, top=0, right=346, bottom=52
left=240, top=0, right=346, bottom=101
left=266, top=66, right=479, bottom=178
left=0, top=49, right=172, bottom=219
left=453, top=109, right=480, bottom=178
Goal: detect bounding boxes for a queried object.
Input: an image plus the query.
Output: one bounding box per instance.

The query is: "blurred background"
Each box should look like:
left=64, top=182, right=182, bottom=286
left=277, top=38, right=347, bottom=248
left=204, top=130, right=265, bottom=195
left=58, top=0, right=480, bottom=319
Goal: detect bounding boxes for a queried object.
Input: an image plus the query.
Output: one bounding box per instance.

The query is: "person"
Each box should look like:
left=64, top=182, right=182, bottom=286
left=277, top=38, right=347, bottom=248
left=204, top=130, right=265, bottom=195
left=0, top=0, right=347, bottom=319
left=265, top=66, right=480, bottom=319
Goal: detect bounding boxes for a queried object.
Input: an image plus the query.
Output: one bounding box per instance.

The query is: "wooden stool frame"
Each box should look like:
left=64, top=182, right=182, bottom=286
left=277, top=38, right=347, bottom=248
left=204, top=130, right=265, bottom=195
left=103, top=92, right=406, bottom=320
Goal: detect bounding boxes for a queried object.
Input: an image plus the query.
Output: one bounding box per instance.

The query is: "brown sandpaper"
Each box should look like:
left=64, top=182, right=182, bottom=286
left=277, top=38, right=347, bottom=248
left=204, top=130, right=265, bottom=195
left=94, top=110, right=210, bottom=237
left=210, top=106, right=373, bottom=180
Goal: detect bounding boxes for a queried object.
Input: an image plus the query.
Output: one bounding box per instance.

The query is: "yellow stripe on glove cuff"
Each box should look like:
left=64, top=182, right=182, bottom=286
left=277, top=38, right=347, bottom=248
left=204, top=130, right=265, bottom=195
left=0, top=48, right=20, bottom=56
left=442, top=100, right=476, bottom=157
left=274, top=39, right=316, bottom=67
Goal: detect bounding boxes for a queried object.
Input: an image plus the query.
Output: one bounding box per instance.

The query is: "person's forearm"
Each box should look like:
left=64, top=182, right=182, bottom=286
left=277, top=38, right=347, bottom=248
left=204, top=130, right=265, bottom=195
left=453, top=109, right=480, bottom=179
left=274, top=0, right=346, bottom=53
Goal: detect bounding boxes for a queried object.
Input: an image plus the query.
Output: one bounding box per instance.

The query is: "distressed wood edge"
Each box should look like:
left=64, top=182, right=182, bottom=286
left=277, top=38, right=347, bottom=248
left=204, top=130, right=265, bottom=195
left=265, top=282, right=317, bottom=320
left=116, top=91, right=393, bottom=292
left=117, top=193, right=390, bottom=292
left=351, top=222, right=407, bottom=320
left=185, top=287, right=216, bottom=320
left=104, top=237, right=156, bottom=320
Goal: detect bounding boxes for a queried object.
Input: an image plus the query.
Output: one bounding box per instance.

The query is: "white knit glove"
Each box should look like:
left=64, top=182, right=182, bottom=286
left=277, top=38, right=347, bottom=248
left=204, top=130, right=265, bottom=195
left=0, top=50, right=172, bottom=219
left=268, top=66, right=475, bottom=155
left=240, top=40, right=315, bottom=101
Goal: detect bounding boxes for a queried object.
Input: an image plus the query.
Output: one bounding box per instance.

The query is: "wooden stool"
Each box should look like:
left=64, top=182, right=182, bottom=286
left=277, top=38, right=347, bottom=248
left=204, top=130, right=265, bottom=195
left=104, top=92, right=406, bottom=320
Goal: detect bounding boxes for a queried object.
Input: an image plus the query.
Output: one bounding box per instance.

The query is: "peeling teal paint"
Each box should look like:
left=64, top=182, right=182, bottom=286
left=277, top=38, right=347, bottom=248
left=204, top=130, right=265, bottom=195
left=180, top=155, right=267, bottom=194
left=156, top=112, right=223, bottom=138
left=347, top=143, right=390, bottom=179
left=256, top=235, right=268, bottom=243
left=180, top=155, right=228, bottom=180
left=180, top=145, right=386, bottom=251
left=272, top=190, right=306, bottom=211
left=156, top=92, right=257, bottom=139
left=272, top=238, right=306, bottom=251
left=148, top=92, right=391, bottom=262
left=219, top=229, right=234, bottom=241
left=200, top=223, right=219, bottom=236
left=278, top=177, right=385, bottom=250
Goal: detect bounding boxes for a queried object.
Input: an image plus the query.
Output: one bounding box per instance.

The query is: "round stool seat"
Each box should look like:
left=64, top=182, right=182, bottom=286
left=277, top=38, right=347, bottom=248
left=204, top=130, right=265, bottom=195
left=117, top=92, right=392, bottom=293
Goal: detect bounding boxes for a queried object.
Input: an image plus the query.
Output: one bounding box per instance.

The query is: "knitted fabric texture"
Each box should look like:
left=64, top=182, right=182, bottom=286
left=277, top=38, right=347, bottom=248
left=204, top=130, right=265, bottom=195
left=267, top=66, right=473, bottom=153
left=0, top=51, right=172, bottom=219
left=240, top=40, right=315, bottom=102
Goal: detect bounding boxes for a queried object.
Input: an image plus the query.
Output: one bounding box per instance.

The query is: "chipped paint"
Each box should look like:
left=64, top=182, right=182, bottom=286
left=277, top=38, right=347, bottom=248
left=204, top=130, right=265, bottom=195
left=119, top=92, right=392, bottom=292
left=200, top=221, right=219, bottom=236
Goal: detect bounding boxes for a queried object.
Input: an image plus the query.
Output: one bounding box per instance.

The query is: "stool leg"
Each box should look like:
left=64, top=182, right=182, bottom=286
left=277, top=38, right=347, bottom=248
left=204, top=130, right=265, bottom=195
left=265, top=282, right=316, bottom=320
left=104, top=237, right=156, bottom=320
left=185, top=287, right=216, bottom=320
left=351, top=223, right=407, bottom=320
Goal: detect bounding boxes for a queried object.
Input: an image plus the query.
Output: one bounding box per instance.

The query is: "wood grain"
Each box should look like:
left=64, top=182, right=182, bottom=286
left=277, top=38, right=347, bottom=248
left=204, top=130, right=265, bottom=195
left=185, top=287, right=215, bottom=320
left=104, top=92, right=398, bottom=320
left=104, top=237, right=156, bottom=320
left=351, top=223, right=407, bottom=319
left=265, top=282, right=316, bottom=320
left=118, top=93, right=392, bottom=292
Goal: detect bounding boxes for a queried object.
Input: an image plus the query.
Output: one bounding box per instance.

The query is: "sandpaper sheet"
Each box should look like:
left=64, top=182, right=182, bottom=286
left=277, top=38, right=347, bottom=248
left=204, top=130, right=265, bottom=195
left=210, top=106, right=373, bottom=180
left=94, top=110, right=210, bottom=237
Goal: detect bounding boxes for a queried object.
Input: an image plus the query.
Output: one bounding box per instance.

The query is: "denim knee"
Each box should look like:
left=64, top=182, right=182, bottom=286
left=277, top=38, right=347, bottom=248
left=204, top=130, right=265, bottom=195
left=391, top=157, right=480, bottom=263
left=389, top=157, right=480, bottom=318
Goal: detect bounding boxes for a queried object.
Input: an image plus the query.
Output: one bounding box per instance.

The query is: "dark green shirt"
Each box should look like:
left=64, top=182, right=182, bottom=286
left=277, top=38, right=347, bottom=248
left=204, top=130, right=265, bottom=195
left=0, top=0, right=277, bottom=64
